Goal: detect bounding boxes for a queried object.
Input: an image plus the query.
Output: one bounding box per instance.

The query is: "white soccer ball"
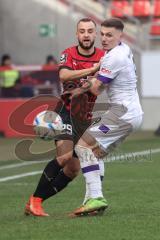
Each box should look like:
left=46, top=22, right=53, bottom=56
left=33, top=110, right=63, bottom=140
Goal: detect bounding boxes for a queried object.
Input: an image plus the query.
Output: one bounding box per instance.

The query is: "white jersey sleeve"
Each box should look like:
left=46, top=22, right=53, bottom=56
left=97, top=48, right=125, bottom=84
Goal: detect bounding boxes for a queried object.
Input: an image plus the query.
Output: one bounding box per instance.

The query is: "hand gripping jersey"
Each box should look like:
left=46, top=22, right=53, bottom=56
left=59, top=46, right=104, bottom=120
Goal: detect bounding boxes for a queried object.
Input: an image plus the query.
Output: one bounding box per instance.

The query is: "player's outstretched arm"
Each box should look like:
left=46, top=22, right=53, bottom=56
left=64, top=77, right=107, bottom=98
left=59, top=63, right=100, bottom=82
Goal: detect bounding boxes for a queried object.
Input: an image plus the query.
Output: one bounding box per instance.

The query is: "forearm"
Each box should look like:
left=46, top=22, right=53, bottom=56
left=88, top=78, right=106, bottom=96
left=59, top=67, right=96, bottom=82
left=65, top=78, right=106, bottom=97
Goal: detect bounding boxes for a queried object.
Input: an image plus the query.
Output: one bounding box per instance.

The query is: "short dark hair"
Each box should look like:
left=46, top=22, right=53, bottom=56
left=77, top=18, right=96, bottom=27
left=46, top=55, right=57, bottom=64
left=101, top=18, right=124, bottom=31
left=1, top=54, right=11, bottom=65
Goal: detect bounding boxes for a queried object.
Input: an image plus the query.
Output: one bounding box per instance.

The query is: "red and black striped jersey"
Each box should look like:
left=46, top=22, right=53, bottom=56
left=59, top=45, right=104, bottom=119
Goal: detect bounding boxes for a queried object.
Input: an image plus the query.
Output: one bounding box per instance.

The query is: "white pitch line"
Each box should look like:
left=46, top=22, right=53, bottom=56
left=105, top=148, right=160, bottom=162
left=0, top=183, right=36, bottom=186
left=0, top=160, right=49, bottom=171
left=1, top=148, right=160, bottom=171
left=0, top=148, right=160, bottom=183
left=0, top=171, right=42, bottom=182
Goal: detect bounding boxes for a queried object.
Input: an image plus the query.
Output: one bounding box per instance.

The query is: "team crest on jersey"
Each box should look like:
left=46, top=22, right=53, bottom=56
left=60, top=53, right=67, bottom=64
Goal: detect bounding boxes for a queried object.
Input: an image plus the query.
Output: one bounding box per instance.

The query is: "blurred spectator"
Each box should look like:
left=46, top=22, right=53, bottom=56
left=46, top=55, right=57, bottom=65
left=43, top=55, right=57, bottom=71
left=1, top=54, right=12, bottom=66
left=41, top=55, right=60, bottom=96
left=0, top=54, right=20, bottom=98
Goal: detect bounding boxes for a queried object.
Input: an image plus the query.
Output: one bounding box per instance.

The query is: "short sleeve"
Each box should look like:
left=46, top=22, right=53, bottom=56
left=59, top=49, right=73, bottom=70
left=97, top=52, right=125, bottom=84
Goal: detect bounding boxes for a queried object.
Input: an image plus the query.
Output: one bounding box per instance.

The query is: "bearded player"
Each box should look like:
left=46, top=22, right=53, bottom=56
left=25, top=18, right=107, bottom=217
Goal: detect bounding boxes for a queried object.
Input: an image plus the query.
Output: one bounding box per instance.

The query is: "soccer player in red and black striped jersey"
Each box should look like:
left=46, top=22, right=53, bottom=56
left=25, top=18, right=106, bottom=217
left=59, top=39, right=103, bottom=114
left=59, top=21, right=104, bottom=135
left=58, top=19, right=107, bottom=213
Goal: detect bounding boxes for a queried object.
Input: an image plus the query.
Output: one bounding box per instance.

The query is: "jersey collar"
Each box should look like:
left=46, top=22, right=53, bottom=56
left=76, top=46, right=96, bottom=58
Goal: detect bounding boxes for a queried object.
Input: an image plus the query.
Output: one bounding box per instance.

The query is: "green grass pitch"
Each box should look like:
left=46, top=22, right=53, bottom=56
left=0, top=131, right=160, bottom=240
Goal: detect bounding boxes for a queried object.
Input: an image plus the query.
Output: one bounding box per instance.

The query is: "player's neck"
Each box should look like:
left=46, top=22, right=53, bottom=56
left=77, top=46, right=95, bottom=56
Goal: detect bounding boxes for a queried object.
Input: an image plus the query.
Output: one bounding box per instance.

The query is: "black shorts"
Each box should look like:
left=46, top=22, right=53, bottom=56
left=56, top=104, right=91, bottom=144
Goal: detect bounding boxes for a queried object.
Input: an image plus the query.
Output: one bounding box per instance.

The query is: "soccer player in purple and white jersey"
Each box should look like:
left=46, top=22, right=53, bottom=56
left=72, top=18, right=143, bottom=216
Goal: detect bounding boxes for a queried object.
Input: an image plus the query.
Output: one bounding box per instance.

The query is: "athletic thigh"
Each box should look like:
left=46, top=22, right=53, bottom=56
left=84, top=110, right=133, bottom=153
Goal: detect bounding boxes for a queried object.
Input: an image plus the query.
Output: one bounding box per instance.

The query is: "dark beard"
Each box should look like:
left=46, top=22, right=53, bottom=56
left=78, top=40, right=95, bottom=50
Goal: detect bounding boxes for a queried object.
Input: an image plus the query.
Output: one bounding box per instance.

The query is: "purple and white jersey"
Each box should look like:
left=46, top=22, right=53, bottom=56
left=97, top=42, right=143, bottom=120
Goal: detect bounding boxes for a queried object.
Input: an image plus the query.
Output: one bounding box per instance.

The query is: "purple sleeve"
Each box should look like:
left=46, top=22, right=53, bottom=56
left=97, top=74, right=113, bottom=84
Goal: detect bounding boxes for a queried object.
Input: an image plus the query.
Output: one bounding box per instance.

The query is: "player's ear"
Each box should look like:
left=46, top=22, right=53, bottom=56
left=76, top=30, right=78, bottom=38
left=120, top=31, right=123, bottom=38
left=119, top=31, right=123, bottom=41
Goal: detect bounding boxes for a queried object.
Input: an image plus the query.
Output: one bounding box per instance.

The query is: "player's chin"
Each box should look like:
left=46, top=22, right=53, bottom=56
left=82, top=43, right=92, bottom=50
left=102, top=44, right=109, bottom=51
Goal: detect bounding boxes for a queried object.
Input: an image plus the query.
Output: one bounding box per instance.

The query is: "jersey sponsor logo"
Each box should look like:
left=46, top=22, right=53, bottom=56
left=101, top=68, right=111, bottom=74
left=60, top=53, right=67, bottom=64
